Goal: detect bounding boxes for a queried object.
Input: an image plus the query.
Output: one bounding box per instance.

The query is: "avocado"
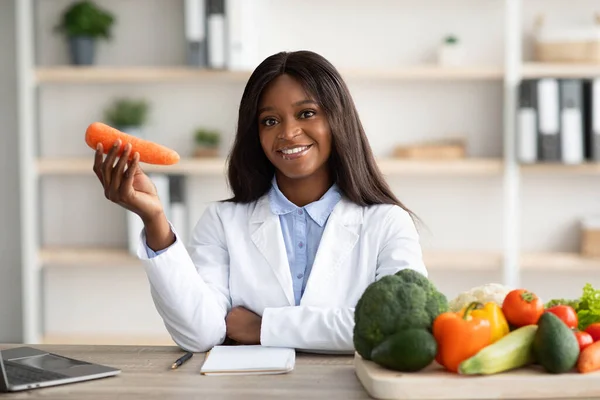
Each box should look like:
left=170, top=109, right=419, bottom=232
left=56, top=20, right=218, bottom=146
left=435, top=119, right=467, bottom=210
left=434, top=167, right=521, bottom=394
left=370, top=329, right=437, bottom=372
left=532, top=312, right=580, bottom=373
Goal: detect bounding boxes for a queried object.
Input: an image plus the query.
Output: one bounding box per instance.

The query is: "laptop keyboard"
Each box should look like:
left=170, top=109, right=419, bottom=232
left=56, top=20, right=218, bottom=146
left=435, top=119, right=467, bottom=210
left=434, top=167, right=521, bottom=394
left=4, top=360, right=68, bottom=386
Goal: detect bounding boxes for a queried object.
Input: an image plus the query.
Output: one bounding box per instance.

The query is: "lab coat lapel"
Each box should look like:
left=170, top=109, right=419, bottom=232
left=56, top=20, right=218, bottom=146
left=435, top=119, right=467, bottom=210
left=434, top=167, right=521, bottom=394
left=250, top=195, right=295, bottom=306
left=302, top=198, right=361, bottom=303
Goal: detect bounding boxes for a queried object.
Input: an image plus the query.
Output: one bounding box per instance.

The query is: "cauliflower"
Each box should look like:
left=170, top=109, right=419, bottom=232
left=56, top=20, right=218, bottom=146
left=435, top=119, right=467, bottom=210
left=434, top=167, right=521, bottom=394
left=448, top=283, right=512, bottom=312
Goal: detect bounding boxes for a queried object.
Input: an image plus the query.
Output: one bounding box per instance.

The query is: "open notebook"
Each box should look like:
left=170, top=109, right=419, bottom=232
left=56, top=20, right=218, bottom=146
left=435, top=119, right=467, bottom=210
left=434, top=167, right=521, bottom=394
left=200, top=345, right=296, bottom=376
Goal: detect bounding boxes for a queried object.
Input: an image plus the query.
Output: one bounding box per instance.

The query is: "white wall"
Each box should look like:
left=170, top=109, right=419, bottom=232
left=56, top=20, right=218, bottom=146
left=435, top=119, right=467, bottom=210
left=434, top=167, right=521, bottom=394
left=0, top=0, right=23, bottom=343
left=27, top=0, right=600, bottom=338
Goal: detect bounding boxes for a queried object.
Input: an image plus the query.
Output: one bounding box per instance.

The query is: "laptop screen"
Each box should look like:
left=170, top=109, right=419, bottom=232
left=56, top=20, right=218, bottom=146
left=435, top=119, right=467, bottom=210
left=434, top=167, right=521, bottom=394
left=10, top=354, right=88, bottom=371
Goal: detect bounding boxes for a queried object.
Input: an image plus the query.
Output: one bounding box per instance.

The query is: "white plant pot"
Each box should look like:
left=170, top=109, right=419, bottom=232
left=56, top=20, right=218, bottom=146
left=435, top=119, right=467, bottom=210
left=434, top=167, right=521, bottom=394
left=438, top=44, right=464, bottom=67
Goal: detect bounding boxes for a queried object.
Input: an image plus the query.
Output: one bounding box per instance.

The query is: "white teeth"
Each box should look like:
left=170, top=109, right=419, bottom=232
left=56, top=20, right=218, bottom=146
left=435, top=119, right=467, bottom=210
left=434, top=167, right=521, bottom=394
left=281, top=146, right=309, bottom=155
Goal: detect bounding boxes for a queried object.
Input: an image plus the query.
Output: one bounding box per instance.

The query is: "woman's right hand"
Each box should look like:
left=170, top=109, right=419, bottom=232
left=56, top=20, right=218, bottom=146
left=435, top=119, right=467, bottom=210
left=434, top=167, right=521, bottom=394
left=93, top=139, right=164, bottom=223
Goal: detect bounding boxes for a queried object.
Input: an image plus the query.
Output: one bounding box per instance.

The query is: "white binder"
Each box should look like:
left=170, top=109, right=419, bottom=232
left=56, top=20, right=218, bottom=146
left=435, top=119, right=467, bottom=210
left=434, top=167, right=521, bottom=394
left=560, top=79, right=584, bottom=165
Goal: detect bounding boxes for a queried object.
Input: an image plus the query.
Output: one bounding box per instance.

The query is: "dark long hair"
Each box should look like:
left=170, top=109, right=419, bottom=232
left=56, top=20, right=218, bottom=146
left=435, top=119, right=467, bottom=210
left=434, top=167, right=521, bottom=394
left=226, top=50, right=414, bottom=217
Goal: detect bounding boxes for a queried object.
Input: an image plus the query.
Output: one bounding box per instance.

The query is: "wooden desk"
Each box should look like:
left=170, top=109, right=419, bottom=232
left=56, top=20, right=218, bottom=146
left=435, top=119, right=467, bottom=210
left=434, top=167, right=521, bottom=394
left=0, top=344, right=369, bottom=399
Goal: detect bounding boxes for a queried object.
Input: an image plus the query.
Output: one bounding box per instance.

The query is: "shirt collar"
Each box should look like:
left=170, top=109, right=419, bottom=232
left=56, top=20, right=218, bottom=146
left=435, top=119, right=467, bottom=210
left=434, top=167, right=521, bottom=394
left=268, top=176, right=342, bottom=227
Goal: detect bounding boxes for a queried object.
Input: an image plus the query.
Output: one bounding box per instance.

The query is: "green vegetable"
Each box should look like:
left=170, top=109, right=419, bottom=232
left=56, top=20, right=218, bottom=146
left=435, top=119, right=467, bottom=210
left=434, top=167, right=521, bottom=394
left=544, top=298, right=580, bottom=310
left=576, top=283, right=600, bottom=331
left=545, top=283, right=600, bottom=331
left=459, top=325, right=537, bottom=375
left=371, top=329, right=437, bottom=372
left=533, top=312, right=580, bottom=374
left=353, top=269, right=448, bottom=361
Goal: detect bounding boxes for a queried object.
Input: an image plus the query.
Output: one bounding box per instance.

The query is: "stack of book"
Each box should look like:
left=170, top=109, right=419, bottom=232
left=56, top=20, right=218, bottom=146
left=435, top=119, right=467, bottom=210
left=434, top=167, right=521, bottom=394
left=517, top=78, right=600, bottom=164
left=184, top=0, right=258, bottom=71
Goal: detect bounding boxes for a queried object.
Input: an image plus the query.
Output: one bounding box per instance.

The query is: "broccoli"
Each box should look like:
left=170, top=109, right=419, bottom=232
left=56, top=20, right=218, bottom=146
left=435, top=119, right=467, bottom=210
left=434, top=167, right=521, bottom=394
left=353, top=269, right=448, bottom=360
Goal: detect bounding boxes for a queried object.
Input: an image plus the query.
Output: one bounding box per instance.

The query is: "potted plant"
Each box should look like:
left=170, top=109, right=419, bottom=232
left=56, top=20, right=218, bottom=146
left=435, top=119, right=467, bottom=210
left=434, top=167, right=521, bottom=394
left=104, top=98, right=150, bottom=138
left=193, top=128, right=221, bottom=157
left=438, top=35, right=464, bottom=67
left=55, top=0, right=115, bottom=65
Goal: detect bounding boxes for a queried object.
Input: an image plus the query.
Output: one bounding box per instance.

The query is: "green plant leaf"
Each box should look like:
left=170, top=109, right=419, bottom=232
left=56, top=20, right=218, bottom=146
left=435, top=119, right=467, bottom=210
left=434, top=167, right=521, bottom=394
left=104, top=98, right=149, bottom=127
left=194, top=128, right=221, bottom=147
left=55, top=1, right=115, bottom=39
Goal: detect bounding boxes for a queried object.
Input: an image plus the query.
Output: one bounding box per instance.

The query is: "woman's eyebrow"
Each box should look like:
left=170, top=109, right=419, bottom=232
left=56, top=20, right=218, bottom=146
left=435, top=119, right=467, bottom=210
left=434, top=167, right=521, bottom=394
left=257, top=105, right=274, bottom=114
left=293, top=99, right=317, bottom=107
left=258, top=99, right=317, bottom=115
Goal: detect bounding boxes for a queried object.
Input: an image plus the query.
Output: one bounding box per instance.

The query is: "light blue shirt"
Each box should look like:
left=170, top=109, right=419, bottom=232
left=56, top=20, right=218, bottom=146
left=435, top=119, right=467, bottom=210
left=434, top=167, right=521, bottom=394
left=268, top=178, right=342, bottom=305
left=145, top=178, right=342, bottom=306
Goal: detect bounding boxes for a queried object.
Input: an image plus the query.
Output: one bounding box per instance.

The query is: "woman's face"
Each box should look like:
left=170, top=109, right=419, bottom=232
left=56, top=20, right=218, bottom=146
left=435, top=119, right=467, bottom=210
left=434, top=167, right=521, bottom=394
left=257, top=74, right=332, bottom=181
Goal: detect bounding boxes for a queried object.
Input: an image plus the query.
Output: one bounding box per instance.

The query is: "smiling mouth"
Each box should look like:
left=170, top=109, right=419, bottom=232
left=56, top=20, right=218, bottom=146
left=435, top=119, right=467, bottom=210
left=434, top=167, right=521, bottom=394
left=277, top=144, right=313, bottom=160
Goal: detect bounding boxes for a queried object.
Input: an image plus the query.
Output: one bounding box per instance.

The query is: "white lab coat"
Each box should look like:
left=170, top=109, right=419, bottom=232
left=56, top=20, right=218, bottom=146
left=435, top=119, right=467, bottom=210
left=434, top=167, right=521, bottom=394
left=137, top=193, right=428, bottom=353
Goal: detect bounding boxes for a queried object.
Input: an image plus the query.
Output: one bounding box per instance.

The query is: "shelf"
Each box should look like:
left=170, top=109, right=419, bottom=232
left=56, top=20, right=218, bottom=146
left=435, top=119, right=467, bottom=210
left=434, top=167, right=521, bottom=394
left=520, top=162, right=600, bottom=175
left=423, top=250, right=501, bottom=271
left=42, top=333, right=174, bottom=346
left=37, top=157, right=503, bottom=177
left=522, top=63, right=600, bottom=79
left=340, top=66, right=503, bottom=81
left=35, top=65, right=504, bottom=84
left=40, top=247, right=501, bottom=271
left=37, top=157, right=226, bottom=176
left=36, top=67, right=252, bottom=84
left=521, top=252, right=600, bottom=271
left=376, top=158, right=502, bottom=176
left=40, top=247, right=600, bottom=272
left=40, top=247, right=139, bottom=267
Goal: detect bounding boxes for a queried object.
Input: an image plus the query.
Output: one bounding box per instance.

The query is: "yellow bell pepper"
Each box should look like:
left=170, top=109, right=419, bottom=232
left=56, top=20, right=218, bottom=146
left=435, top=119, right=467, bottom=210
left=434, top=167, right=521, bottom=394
left=460, top=302, right=509, bottom=343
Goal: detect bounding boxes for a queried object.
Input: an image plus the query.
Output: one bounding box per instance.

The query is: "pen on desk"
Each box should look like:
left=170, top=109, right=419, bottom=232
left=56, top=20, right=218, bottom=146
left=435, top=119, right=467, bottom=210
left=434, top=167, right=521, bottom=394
left=171, top=352, right=193, bottom=369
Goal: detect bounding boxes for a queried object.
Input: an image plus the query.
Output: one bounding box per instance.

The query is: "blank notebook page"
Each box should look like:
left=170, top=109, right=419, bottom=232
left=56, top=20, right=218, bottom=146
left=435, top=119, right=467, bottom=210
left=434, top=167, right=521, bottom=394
left=200, top=345, right=296, bottom=375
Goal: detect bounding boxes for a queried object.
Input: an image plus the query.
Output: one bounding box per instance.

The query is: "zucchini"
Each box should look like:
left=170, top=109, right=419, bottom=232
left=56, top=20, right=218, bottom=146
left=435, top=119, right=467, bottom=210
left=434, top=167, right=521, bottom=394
left=458, top=325, right=538, bottom=375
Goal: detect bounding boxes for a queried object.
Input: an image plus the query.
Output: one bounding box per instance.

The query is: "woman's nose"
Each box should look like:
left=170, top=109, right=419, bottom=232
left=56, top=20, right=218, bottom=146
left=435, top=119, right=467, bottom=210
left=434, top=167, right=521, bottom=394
left=278, top=118, right=302, bottom=140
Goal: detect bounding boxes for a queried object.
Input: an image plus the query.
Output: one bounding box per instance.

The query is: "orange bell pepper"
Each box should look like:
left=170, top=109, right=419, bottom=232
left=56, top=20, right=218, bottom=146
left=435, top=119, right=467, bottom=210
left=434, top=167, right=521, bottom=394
left=433, top=302, right=492, bottom=373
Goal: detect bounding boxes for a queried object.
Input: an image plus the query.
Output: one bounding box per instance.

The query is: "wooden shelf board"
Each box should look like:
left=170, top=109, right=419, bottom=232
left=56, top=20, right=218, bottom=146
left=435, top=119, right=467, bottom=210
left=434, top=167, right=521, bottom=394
left=37, top=157, right=503, bottom=176
left=521, top=252, right=600, bottom=271
left=341, top=66, right=503, bottom=80
left=36, top=67, right=252, bottom=83
left=40, top=248, right=599, bottom=271
left=423, top=250, right=501, bottom=271
left=377, top=158, right=503, bottom=175
left=35, top=66, right=503, bottom=84
left=40, top=247, right=139, bottom=266
left=37, top=157, right=227, bottom=176
left=42, top=333, right=174, bottom=346
left=40, top=247, right=500, bottom=270
left=522, top=63, right=600, bottom=78
left=520, top=162, right=600, bottom=174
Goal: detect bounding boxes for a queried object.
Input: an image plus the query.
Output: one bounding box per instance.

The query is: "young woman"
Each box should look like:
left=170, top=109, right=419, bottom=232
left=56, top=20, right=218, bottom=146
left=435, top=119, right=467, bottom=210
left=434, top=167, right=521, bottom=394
left=93, top=50, right=427, bottom=353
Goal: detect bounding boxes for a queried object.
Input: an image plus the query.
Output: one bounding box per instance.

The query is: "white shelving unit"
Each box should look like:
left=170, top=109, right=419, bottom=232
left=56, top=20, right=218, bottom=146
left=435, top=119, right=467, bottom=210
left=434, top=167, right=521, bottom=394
left=35, top=65, right=505, bottom=83
left=16, top=0, right=600, bottom=345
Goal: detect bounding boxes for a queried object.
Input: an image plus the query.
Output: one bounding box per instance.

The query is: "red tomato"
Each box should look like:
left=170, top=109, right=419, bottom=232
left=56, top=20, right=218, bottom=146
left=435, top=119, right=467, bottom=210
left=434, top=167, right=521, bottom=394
left=574, top=330, right=594, bottom=351
left=585, top=323, right=600, bottom=342
left=502, top=289, right=544, bottom=327
left=546, top=305, right=578, bottom=329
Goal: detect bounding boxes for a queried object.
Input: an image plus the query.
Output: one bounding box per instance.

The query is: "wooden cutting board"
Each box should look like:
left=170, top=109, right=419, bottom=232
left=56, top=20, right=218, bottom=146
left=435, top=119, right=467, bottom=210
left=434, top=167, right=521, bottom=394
left=354, top=353, right=600, bottom=400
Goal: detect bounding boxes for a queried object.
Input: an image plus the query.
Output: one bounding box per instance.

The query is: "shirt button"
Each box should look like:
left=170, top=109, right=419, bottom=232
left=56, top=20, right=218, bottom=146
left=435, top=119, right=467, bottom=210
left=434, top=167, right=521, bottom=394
left=298, top=209, right=303, bottom=215
left=298, top=242, right=304, bottom=248
left=297, top=273, right=304, bottom=279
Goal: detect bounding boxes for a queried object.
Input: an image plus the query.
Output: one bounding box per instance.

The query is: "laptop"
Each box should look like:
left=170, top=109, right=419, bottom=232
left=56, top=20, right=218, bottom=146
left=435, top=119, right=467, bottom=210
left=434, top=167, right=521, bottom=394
left=0, top=346, right=120, bottom=392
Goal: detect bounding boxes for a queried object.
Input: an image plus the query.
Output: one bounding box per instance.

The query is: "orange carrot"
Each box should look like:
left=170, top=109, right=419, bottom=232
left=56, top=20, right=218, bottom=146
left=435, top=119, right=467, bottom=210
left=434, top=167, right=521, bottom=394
left=85, top=122, right=180, bottom=165
left=577, top=339, right=600, bottom=373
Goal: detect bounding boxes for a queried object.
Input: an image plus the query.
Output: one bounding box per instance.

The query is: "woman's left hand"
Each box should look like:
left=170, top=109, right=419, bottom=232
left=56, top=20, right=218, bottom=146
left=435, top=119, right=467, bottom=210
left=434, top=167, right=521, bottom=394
left=225, top=306, right=262, bottom=345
